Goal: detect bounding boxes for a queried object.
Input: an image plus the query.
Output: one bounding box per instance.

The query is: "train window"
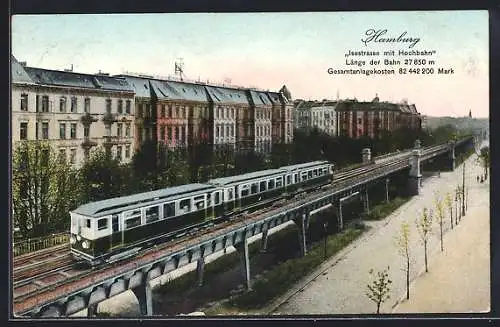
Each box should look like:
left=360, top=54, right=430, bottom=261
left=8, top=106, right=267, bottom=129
left=286, top=175, right=291, bottom=185
left=301, top=172, right=307, bottom=181
left=324, top=167, right=329, bottom=174
left=179, top=199, right=192, bottom=214
left=259, top=181, right=267, bottom=191
left=125, top=216, right=141, bottom=229
left=318, top=169, right=323, bottom=176
left=85, top=219, right=91, bottom=228
left=308, top=170, right=313, bottom=179
left=294, top=173, right=299, bottom=183
left=97, top=218, right=107, bottom=230
left=251, top=183, right=258, bottom=194
left=313, top=169, right=318, bottom=177
left=163, top=203, right=175, bottom=218
left=268, top=179, right=275, bottom=190
left=145, top=206, right=159, bottom=223
left=241, top=185, right=249, bottom=197
left=227, top=188, right=234, bottom=201
left=276, top=177, right=283, bottom=188
left=194, top=195, right=205, bottom=211
left=112, top=215, right=119, bottom=233
left=214, top=192, right=221, bottom=205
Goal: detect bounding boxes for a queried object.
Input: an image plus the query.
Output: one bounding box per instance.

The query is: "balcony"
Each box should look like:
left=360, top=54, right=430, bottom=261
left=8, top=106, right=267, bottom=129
left=102, top=112, right=117, bottom=125
left=80, top=113, right=98, bottom=125
left=81, top=139, right=98, bottom=149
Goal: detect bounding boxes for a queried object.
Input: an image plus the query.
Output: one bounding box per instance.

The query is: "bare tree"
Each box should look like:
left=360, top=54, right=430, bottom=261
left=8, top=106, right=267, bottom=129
left=445, top=192, right=453, bottom=230
left=395, top=222, right=411, bottom=300
left=433, top=193, right=445, bottom=252
left=416, top=207, right=433, bottom=273
left=366, top=266, right=392, bottom=314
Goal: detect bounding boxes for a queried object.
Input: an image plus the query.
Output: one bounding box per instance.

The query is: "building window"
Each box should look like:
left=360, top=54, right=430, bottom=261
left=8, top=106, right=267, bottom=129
left=125, top=123, right=131, bottom=137
left=20, top=122, right=28, bottom=140
left=20, top=93, right=28, bottom=111
left=216, top=125, right=220, bottom=138
left=175, top=106, right=179, bottom=118
left=70, top=148, right=76, bottom=164
left=161, top=105, right=166, bottom=118
left=59, top=97, right=67, bottom=112
left=168, top=105, right=172, bottom=118
left=42, top=122, right=49, bottom=139
left=175, top=126, right=179, bottom=141
left=41, top=95, right=49, bottom=112
left=231, top=125, right=234, bottom=136
left=71, top=97, right=77, bottom=113
left=84, top=126, right=90, bottom=138
left=182, top=107, right=186, bottom=119
left=70, top=123, right=77, bottom=139
left=84, top=98, right=90, bottom=113
left=160, top=126, right=165, bottom=141
left=226, top=125, right=230, bottom=138
left=59, top=148, right=66, bottom=164
left=137, top=127, right=143, bottom=143
left=117, top=100, right=123, bottom=114
left=106, top=99, right=112, bottom=113
left=116, top=146, right=122, bottom=161
left=125, top=100, right=131, bottom=114
left=117, top=123, right=123, bottom=137
left=358, top=118, right=362, bottom=124
left=167, top=127, right=172, bottom=141
left=59, top=123, right=66, bottom=139
left=125, top=145, right=130, bottom=158
left=180, top=126, right=185, bottom=142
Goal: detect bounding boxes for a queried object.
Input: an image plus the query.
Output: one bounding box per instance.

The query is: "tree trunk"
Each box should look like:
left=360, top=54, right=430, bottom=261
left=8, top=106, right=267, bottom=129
left=424, top=241, right=428, bottom=272
left=440, top=222, right=444, bottom=251
left=406, top=257, right=410, bottom=300
left=376, top=302, right=380, bottom=314
left=450, top=207, right=453, bottom=229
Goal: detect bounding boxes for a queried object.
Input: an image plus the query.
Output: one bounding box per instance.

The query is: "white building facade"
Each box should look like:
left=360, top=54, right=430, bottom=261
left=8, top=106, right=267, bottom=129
left=11, top=57, right=136, bottom=167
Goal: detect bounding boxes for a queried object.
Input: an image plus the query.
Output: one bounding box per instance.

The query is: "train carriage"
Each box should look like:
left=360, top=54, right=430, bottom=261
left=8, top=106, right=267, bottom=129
left=280, top=161, right=334, bottom=192
left=70, top=183, right=218, bottom=263
left=208, top=168, right=287, bottom=212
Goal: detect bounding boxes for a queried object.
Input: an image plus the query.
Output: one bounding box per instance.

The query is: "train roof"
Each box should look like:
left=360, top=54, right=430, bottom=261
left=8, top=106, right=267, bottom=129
left=279, top=161, right=331, bottom=171
left=72, top=183, right=214, bottom=217
left=208, top=168, right=285, bottom=186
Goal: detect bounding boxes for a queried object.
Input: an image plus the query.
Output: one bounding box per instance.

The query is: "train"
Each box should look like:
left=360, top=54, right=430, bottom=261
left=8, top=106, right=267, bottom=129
left=70, top=160, right=334, bottom=265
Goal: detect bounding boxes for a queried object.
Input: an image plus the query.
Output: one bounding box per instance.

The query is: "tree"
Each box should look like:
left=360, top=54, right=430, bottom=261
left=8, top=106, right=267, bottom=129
left=445, top=192, right=453, bottom=230
left=433, top=193, right=445, bottom=252
left=416, top=207, right=433, bottom=273
left=366, top=266, right=392, bottom=314
left=477, top=146, right=489, bottom=179
left=395, top=222, right=411, bottom=300
left=12, top=141, right=81, bottom=238
left=79, top=148, right=127, bottom=202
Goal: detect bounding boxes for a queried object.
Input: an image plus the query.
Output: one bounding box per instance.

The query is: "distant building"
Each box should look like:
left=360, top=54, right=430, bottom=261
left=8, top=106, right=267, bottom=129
left=336, top=95, right=422, bottom=139
left=12, top=56, right=136, bottom=167
left=293, top=99, right=337, bottom=136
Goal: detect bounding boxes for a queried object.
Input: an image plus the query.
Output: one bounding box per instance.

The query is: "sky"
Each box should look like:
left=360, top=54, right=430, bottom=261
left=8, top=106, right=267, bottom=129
left=11, top=11, right=489, bottom=118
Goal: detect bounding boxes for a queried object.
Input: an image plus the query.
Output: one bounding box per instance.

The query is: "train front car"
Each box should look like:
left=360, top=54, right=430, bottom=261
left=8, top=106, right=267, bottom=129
left=69, top=183, right=218, bottom=265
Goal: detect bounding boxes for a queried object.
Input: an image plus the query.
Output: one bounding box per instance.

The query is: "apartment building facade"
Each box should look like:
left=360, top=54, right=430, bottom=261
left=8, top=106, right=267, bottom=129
left=12, top=57, right=136, bottom=167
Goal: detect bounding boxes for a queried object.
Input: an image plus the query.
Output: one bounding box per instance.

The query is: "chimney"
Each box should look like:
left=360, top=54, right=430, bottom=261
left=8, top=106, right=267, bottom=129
left=19, top=61, right=27, bottom=67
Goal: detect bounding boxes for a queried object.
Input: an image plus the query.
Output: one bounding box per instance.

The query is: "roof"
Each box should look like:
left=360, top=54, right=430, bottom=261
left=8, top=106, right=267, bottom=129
left=116, top=75, right=153, bottom=98
left=150, top=79, right=209, bottom=102
left=24, top=67, right=134, bottom=93
left=248, top=90, right=273, bottom=106
left=11, top=56, right=35, bottom=84
left=266, top=92, right=283, bottom=105
left=335, top=100, right=401, bottom=112
left=72, top=183, right=214, bottom=217
left=280, top=161, right=331, bottom=172
left=205, top=86, right=249, bottom=105
left=208, top=168, right=285, bottom=186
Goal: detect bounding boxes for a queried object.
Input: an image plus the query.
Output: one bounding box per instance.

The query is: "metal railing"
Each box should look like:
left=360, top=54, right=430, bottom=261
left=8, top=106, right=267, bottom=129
left=13, top=232, right=69, bottom=257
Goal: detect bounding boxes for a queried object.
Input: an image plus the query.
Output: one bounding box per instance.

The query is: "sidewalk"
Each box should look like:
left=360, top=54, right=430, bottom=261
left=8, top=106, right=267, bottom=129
left=392, top=165, right=490, bottom=313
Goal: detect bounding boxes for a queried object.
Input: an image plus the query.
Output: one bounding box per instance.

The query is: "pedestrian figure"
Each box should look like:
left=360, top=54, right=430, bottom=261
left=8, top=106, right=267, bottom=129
left=477, top=176, right=479, bottom=183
